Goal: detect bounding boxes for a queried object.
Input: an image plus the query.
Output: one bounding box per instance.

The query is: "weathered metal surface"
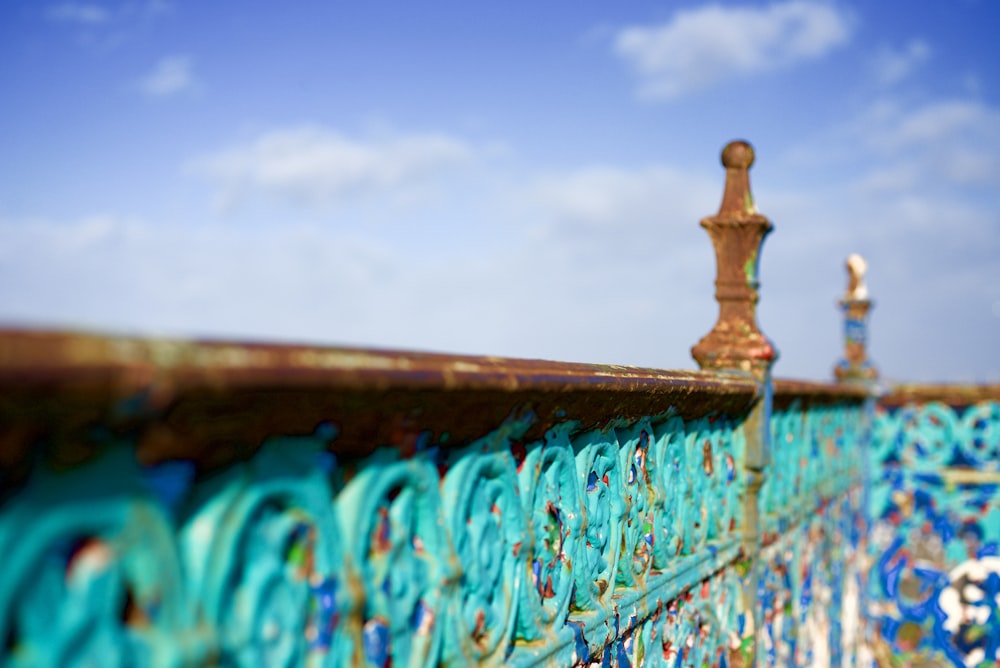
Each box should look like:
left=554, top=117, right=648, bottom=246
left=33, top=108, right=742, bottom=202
left=0, top=329, right=759, bottom=495
left=0, top=357, right=756, bottom=667
left=759, top=489, right=866, bottom=667
left=867, top=396, right=1000, bottom=666
left=691, top=140, right=778, bottom=377
left=761, top=400, right=868, bottom=541
left=756, top=399, right=870, bottom=667
left=689, top=140, right=799, bottom=668
left=772, top=378, right=872, bottom=410
left=879, top=383, right=1000, bottom=408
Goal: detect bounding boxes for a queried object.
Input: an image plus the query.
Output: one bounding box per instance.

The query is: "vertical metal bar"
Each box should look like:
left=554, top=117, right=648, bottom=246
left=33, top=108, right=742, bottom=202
left=692, top=140, right=777, bottom=666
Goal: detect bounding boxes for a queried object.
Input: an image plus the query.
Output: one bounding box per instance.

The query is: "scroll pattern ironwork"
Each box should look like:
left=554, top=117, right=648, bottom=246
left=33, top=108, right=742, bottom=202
left=867, top=400, right=1000, bottom=667
left=756, top=401, right=868, bottom=667
left=0, top=409, right=749, bottom=667
left=761, top=402, right=866, bottom=538
left=758, top=488, right=865, bottom=667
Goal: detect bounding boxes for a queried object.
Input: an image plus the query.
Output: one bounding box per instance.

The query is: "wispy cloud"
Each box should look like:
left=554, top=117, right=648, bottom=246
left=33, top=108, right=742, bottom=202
left=530, top=165, right=717, bottom=240
left=45, top=1, right=172, bottom=50
left=880, top=100, right=996, bottom=149
left=872, top=39, right=931, bottom=86
left=190, top=126, right=475, bottom=211
left=614, top=1, right=853, bottom=99
left=45, top=2, right=111, bottom=25
left=139, top=55, right=195, bottom=97
left=843, top=98, right=1000, bottom=190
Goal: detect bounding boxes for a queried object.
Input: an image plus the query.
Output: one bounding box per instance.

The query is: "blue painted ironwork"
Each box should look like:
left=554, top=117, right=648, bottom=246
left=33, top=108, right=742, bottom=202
left=752, top=399, right=869, bottom=667
left=867, top=400, right=1000, bottom=667
left=2, top=399, right=781, bottom=667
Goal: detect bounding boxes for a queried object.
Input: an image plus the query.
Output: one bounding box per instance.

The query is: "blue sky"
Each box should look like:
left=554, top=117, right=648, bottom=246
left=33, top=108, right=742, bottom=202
left=1, top=0, right=998, bottom=382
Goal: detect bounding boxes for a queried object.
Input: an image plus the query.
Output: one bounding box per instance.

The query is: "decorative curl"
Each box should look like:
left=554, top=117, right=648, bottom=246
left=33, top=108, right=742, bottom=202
left=441, top=450, right=525, bottom=664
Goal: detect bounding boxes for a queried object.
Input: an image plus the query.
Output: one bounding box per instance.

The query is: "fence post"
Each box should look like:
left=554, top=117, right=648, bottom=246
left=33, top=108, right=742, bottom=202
left=692, top=140, right=777, bottom=666
left=834, top=253, right=878, bottom=383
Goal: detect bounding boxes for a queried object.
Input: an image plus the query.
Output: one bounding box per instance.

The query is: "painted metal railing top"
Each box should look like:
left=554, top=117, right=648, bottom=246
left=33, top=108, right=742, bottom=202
left=0, top=328, right=759, bottom=484
left=772, top=378, right=872, bottom=408
left=0, top=329, right=882, bottom=467
left=879, top=383, right=1000, bottom=408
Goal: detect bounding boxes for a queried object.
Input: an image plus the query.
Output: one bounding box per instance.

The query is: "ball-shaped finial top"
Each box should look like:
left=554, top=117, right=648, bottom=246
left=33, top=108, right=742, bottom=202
left=721, top=140, right=755, bottom=169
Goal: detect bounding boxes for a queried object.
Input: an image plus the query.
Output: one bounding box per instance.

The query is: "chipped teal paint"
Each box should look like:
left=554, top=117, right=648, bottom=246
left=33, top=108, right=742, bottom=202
left=0, top=447, right=207, bottom=667
left=867, top=400, right=1000, bottom=667
left=758, top=488, right=865, bottom=666
left=754, top=400, right=869, bottom=666
left=0, top=405, right=761, bottom=667
left=762, top=402, right=867, bottom=537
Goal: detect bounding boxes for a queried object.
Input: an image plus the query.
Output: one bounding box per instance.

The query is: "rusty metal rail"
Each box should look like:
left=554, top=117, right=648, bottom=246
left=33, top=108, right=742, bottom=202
left=0, top=329, right=759, bottom=483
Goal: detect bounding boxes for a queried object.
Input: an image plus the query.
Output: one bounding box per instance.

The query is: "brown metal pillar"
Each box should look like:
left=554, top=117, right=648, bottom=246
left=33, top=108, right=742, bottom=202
left=692, top=140, right=777, bottom=667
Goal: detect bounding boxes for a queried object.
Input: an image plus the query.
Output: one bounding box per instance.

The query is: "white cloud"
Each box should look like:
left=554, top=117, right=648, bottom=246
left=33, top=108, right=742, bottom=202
left=614, top=1, right=853, bottom=99
left=885, top=100, right=996, bottom=148
left=530, top=165, right=718, bottom=241
left=846, top=99, right=1000, bottom=189
left=872, top=39, right=931, bottom=85
left=45, top=2, right=111, bottom=24
left=139, top=55, right=195, bottom=97
left=191, top=126, right=474, bottom=211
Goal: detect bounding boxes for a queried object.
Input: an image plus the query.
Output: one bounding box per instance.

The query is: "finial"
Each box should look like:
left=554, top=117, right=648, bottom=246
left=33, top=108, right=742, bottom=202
left=844, top=253, right=869, bottom=301
left=835, top=253, right=877, bottom=382
left=691, top=140, right=777, bottom=378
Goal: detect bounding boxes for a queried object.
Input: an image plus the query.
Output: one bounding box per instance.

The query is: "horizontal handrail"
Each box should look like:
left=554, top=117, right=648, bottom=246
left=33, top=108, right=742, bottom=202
left=772, top=377, right=873, bottom=408
left=0, top=328, right=759, bottom=485
left=879, top=382, right=1000, bottom=407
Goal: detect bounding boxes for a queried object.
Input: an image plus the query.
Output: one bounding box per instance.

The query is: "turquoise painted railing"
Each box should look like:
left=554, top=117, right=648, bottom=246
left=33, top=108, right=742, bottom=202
left=1, top=140, right=996, bottom=667
left=0, top=334, right=873, bottom=667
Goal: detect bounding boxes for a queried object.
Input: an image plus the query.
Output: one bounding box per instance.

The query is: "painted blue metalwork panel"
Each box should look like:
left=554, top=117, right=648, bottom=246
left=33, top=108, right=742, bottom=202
left=757, top=401, right=869, bottom=667
left=0, top=407, right=754, bottom=667
left=759, top=487, right=865, bottom=667
left=867, top=400, right=1000, bottom=667
left=762, top=402, right=866, bottom=538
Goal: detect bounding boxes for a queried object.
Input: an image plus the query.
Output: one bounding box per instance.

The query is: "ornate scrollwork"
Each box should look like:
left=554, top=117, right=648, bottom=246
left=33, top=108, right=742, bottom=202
left=0, top=448, right=196, bottom=667
left=441, top=448, right=525, bottom=665
left=615, top=419, right=657, bottom=587
left=648, top=415, right=687, bottom=566
left=959, top=401, right=1000, bottom=467
left=182, top=437, right=350, bottom=667
left=682, top=416, right=739, bottom=553
left=632, top=571, right=741, bottom=667
left=899, top=402, right=958, bottom=469
left=868, top=400, right=1000, bottom=666
left=0, top=393, right=880, bottom=667
left=515, top=428, right=581, bottom=637
left=337, top=455, right=451, bottom=668
left=570, top=428, right=624, bottom=612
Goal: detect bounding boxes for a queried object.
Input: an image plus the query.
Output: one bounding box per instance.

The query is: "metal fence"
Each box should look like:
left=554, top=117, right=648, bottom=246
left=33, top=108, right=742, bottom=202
left=866, top=387, right=1000, bottom=667
left=0, top=141, right=994, bottom=667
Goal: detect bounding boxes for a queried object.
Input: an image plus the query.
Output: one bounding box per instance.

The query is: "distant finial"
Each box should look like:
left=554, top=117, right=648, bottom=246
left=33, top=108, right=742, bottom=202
left=835, top=253, right=877, bottom=382
left=691, top=140, right=777, bottom=378
left=844, top=253, right=869, bottom=301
